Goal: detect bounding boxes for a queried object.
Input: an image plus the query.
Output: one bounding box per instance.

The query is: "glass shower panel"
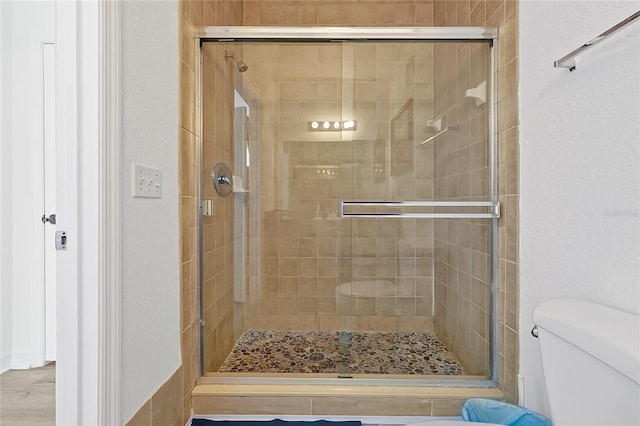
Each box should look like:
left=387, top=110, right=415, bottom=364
left=199, top=38, right=495, bottom=380
left=236, top=42, right=357, bottom=352
left=338, top=40, right=493, bottom=378
left=201, top=42, right=240, bottom=373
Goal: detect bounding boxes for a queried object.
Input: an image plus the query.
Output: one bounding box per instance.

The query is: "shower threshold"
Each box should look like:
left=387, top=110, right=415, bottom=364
left=191, top=382, right=503, bottom=416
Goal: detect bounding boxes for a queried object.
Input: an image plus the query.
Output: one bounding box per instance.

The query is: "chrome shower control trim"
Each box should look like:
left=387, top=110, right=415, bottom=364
left=212, top=162, right=233, bottom=197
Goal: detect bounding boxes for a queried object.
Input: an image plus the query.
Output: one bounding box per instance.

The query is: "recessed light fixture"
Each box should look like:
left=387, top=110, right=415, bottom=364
left=307, top=120, right=358, bottom=131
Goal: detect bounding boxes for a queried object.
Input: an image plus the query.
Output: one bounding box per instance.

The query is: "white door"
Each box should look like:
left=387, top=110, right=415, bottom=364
left=55, top=2, right=79, bottom=422
left=42, top=42, right=56, bottom=362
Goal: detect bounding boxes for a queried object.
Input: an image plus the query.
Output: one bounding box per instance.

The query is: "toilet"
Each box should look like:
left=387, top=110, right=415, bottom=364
left=532, top=299, right=640, bottom=426
left=406, top=299, right=639, bottom=426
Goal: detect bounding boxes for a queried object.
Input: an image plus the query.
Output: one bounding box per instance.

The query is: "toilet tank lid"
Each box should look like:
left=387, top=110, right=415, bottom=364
left=533, top=299, right=640, bottom=385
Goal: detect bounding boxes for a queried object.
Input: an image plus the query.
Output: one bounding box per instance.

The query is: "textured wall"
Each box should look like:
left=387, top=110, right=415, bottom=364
left=126, top=1, right=243, bottom=425
left=519, top=0, right=639, bottom=416
left=118, top=0, right=182, bottom=423
left=0, top=0, right=10, bottom=375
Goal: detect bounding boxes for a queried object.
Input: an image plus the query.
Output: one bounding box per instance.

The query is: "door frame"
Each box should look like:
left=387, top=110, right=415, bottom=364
left=55, top=0, right=121, bottom=424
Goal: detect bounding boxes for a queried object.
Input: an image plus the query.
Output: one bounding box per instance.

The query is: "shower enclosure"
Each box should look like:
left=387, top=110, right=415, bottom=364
left=198, top=27, right=498, bottom=384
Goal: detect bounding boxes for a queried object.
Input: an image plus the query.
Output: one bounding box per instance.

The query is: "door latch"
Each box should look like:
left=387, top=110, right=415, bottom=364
left=42, top=214, right=56, bottom=225
left=55, top=231, right=67, bottom=250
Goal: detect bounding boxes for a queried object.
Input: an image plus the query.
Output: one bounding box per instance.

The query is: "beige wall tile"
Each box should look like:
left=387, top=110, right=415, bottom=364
left=194, top=396, right=312, bottom=415
left=431, top=398, right=465, bottom=416
left=150, top=368, right=182, bottom=426
left=312, top=396, right=432, bottom=416
left=177, top=1, right=244, bottom=418
left=429, top=0, right=519, bottom=393
left=397, top=315, right=434, bottom=332
left=125, top=399, right=151, bottom=426
left=178, top=0, right=519, bottom=413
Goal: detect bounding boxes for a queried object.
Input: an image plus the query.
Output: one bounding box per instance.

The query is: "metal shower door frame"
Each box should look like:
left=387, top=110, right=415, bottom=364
left=195, top=26, right=499, bottom=388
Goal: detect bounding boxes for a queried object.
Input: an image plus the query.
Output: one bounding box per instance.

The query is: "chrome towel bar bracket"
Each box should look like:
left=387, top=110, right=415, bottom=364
left=554, top=10, right=640, bottom=71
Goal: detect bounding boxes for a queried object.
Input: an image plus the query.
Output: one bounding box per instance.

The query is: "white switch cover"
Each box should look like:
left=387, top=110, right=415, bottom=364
left=203, top=199, right=213, bottom=216
left=132, top=164, right=162, bottom=198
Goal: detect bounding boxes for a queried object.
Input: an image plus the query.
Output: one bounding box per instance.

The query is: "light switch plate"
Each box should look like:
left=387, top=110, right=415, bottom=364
left=203, top=199, right=213, bottom=216
left=132, top=164, right=162, bottom=198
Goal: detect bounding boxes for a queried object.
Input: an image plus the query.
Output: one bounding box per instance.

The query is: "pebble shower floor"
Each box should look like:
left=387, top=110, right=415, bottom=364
left=218, top=330, right=464, bottom=375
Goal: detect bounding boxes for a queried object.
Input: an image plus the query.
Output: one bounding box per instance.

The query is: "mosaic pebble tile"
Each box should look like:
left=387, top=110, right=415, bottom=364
left=218, top=330, right=464, bottom=375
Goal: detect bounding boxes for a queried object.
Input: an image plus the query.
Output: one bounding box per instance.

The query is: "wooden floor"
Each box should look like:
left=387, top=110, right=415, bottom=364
left=0, top=363, right=55, bottom=425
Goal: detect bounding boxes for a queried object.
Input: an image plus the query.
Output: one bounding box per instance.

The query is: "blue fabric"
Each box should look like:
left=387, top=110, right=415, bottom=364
left=461, top=398, right=552, bottom=426
left=191, top=420, right=361, bottom=426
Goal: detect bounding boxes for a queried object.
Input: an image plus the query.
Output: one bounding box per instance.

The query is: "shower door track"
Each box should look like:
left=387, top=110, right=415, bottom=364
left=196, top=26, right=497, bottom=41
left=195, top=26, right=499, bottom=389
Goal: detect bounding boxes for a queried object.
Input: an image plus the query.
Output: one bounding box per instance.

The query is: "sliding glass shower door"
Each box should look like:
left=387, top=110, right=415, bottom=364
left=334, top=41, right=496, bottom=377
left=199, top=30, right=497, bottom=381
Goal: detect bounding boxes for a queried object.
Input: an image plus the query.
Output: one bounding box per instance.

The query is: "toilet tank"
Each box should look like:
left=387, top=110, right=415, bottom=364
left=533, top=299, right=640, bottom=426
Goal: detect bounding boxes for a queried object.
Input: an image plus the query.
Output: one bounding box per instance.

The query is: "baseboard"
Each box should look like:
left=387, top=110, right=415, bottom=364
left=10, top=351, right=33, bottom=370
left=0, top=351, right=10, bottom=373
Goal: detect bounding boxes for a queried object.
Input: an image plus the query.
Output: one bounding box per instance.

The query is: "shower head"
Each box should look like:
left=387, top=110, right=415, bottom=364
left=224, top=51, right=249, bottom=73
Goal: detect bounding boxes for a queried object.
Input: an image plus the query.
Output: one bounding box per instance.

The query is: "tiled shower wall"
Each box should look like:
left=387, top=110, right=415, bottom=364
left=172, top=0, right=244, bottom=425
left=236, top=0, right=520, bottom=403
left=431, top=39, right=492, bottom=376
left=240, top=42, right=436, bottom=333
left=126, top=1, right=520, bottom=424
left=432, top=0, right=519, bottom=400
left=201, top=42, right=239, bottom=372
left=230, top=4, right=519, bottom=401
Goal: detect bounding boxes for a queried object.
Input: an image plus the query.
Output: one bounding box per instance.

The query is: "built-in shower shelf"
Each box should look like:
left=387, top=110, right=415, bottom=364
left=192, top=382, right=503, bottom=416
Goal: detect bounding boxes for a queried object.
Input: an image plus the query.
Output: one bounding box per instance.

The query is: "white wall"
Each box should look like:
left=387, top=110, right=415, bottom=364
left=519, top=0, right=640, bottom=415
left=0, top=0, right=13, bottom=374
left=120, top=1, right=181, bottom=422
left=0, top=1, right=55, bottom=372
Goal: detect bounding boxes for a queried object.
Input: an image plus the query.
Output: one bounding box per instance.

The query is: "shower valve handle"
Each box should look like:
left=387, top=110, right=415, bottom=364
left=212, top=162, right=233, bottom=197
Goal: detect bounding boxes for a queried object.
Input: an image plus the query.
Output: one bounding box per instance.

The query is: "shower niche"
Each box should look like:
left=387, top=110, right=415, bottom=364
left=198, top=30, right=498, bottom=384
